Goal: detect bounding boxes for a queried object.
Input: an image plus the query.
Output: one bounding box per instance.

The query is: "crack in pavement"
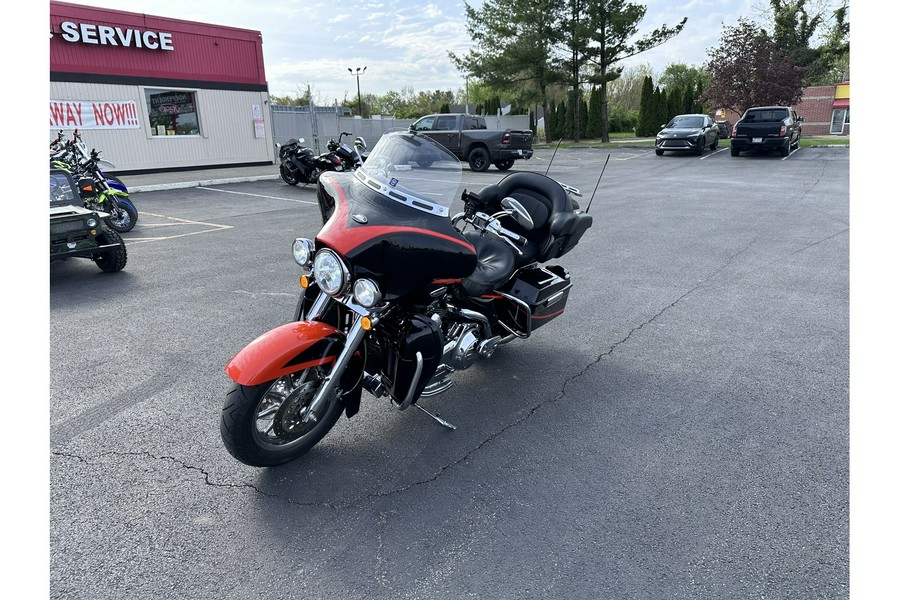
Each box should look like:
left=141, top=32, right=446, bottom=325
left=51, top=240, right=758, bottom=511
left=51, top=450, right=340, bottom=509
left=336, top=237, right=760, bottom=505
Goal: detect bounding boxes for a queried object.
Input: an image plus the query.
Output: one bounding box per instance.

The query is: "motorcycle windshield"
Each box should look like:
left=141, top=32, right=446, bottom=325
left=353, top=131, right=461, bottom=217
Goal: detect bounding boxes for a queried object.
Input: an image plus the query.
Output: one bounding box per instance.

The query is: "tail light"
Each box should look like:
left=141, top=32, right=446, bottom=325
left=731, top=124, right=738, bottom=137
left=501, top=132, right=510, bottom=145
left=779, top=125, right=787, bottom=137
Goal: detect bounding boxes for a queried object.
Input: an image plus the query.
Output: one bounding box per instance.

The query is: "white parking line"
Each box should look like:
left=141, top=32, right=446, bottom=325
left=782, top=148, right=800, bottom=160
left=198, top=186, right=319, bottom=205
left=700, top=148, right=729, bottom=160
left=125, top=212, right=233, bottom=243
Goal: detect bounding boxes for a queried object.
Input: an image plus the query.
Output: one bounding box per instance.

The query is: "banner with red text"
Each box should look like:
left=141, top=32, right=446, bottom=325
left=50, top=100, right=141, bottom=129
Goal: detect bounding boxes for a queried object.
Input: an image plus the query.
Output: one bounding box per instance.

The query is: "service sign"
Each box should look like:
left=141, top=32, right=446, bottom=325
left=50, top=100, right=141, bottom=129
left=57, top=21, right=174, bottom=51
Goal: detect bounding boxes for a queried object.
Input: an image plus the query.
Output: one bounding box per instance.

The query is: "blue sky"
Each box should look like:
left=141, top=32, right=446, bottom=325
left=61, top=0, right=847, bottom=104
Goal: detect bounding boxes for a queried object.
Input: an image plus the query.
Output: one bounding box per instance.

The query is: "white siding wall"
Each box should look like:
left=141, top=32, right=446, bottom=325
left=50, top=81, right=275, bottom=172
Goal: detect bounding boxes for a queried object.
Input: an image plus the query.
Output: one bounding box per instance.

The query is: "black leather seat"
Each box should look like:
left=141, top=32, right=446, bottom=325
left=474, top=172, right=593, bottom=266
left=459, top=232, right=517, bottom=297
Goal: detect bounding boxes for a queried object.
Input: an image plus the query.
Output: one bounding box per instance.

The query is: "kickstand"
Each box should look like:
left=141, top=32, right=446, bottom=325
left=413, top=403, right=457, bottom=430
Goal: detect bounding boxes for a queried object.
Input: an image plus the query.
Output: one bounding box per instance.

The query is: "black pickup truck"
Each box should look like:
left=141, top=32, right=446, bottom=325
left=409, top=113, right=534, bottom=172
left=730, top=106, right=803, bottom=157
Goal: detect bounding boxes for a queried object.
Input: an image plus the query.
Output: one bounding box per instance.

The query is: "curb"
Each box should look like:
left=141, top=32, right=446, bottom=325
left=129, top=174, right=280, bottom=193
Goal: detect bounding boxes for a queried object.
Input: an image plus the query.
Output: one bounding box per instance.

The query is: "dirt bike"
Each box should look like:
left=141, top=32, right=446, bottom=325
left=50, top=130, right=138, bottom=232
left=221, top=131, right=593, bottom=466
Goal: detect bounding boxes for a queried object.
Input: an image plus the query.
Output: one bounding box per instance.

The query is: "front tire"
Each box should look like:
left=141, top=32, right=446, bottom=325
left=93, top=229, right=127, bottom=272
left=221, top=370, right=345, bottom=467
left=105, top=199, right=137, bottom=232
left=655, top=148, right=664, bottom=156
left=467, top=147, right=490, bottom=172
left=280, top=163, right=300, bottom=185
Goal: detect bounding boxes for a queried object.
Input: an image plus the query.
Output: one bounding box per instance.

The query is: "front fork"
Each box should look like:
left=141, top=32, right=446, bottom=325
left=300, top=291, right=376, bottom=423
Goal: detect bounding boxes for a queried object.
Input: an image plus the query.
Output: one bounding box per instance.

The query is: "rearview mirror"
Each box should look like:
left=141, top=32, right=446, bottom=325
left=501, top=196, right=534, bottom=231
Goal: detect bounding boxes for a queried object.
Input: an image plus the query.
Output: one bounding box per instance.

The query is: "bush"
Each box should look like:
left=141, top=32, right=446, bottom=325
left=608, top=107, right=639, bottom=134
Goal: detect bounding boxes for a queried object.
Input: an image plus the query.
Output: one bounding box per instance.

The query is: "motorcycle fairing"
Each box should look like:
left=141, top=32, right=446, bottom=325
left=225, top=321, right=345, bottom=386
left=316, top=173, right=477, bottom=298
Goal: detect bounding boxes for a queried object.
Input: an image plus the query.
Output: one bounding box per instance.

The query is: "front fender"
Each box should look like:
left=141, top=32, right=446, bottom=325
left=225, top=321, right=345, bottom=386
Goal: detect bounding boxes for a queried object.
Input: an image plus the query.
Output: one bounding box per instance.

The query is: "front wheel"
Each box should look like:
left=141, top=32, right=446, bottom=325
left=105, top=199, right=138, bottom=232
left=220, top=369, right=345, bottom=467
left=467, top=147, right=490, bottom=172
left=93, top=229, right=127, bottom=272
left=280, top=163, right=300, bottom=185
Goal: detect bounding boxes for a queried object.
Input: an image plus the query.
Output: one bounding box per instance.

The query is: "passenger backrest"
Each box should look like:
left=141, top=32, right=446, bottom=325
left=476, top=172, right=591, bottom=262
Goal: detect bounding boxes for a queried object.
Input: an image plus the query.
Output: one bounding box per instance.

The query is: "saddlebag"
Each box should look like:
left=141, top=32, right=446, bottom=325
left=498, top=265, right=571, bottom=336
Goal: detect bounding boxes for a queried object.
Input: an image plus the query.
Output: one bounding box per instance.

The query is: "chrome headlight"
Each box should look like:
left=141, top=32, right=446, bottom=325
left=292, top=238, right=314, bottom=267
left=86, top=217, right=98, bottom=228
left=353, top=278, right=382, bottom=308
left=313, top=249, right=347, bottom=296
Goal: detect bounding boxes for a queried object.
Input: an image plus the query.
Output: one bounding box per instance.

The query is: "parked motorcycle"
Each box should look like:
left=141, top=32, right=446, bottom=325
left=329, top=131, right=367, bottom=170
left=221, top=131, right=593, bottom=466
left=278, top=133, right=368, bottom=187
left=277, top=137, right=331, bottom=186
left=50, top=130, right=139, bottom=232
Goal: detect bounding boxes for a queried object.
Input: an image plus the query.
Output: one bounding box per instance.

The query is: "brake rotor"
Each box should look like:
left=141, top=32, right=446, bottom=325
left=272, top=378, right=320, bottom=441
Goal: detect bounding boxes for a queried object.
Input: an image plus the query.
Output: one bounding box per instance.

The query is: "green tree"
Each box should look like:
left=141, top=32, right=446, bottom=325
left=659, top=63, right=709, bottom=93
left=607, top=63, right=654, bottom=114
left=581, top=1, right=687, bottom=142
left=653, top=86, right=666, bottom=131
left=587, top=86, right=602, bottom=138
left=451, top=0, right=564, bottom=141
left=635, top=75, right=654, bottom=136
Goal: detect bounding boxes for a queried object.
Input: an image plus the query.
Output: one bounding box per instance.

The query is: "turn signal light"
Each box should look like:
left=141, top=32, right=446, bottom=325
left=299, top=275, right=310, bottom=289
left=360, top=316, right=372, bottom=331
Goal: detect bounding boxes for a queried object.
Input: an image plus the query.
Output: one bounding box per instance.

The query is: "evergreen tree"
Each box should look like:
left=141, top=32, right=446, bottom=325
left=588, top=86, right=602, bottom=138
left=545, top=99, right=557, bottom=140
left=653, top=86, right=666, bottom=131
left=636, top=75, right=654, bottom=136
left=667, top=88, right=679, bottom=120
left=562, top=96, right=574, bottom=138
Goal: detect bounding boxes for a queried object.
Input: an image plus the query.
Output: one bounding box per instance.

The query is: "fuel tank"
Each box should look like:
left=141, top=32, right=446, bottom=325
left=316, top=173, right=477, bottom=299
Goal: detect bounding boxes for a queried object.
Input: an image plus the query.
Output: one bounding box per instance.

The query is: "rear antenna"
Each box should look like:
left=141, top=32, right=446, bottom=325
left=584, top=154, right=609, bottom=214
left=544, top=137, right=565, bottom=176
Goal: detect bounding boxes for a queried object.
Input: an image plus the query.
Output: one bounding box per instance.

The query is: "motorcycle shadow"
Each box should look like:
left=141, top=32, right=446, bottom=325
left=249, top=336, right=602, bottom=505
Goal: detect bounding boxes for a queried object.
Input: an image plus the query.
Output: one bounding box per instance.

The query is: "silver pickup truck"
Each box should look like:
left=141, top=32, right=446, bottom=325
left=409, top=113, right=534, bottom=172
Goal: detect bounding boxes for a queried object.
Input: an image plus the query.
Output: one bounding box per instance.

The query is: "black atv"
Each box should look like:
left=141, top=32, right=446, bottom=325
left=50, top=169, right=127, bottom=273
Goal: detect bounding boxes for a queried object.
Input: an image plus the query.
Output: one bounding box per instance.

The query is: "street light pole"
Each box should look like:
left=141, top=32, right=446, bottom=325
left=348, top=66, right=367, bottom=116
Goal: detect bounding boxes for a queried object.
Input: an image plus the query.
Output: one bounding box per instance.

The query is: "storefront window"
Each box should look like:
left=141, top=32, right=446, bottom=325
left=145, top=89, right=201, bottom=136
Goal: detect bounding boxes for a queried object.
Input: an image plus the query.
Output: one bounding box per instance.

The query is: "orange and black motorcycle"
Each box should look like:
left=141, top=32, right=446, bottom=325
left=221, top=131, right=593, bottom=466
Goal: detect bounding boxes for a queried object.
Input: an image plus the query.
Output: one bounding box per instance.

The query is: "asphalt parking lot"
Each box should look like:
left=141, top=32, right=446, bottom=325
left=49, top=146, right=849, bottom=599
